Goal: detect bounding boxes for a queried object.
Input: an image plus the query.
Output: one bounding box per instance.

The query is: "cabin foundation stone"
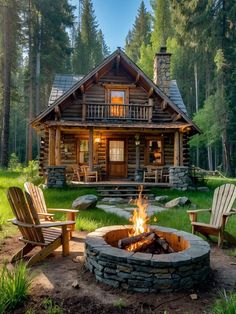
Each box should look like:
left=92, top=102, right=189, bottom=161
left=169, top=166, right=191, bottom=190
left=46, top=166, right=66, bottom=188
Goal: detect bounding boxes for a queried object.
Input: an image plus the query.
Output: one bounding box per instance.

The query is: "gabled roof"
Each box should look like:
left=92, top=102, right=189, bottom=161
left=32, top=48, right=200, bottom=133
left=49, top=74, right=83, bottom=105
left=48, top=75, right=189, bottom=117
left=169, top=80, right=188, bottom=115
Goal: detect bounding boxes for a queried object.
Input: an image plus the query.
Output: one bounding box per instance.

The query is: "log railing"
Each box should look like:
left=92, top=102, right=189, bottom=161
left=84, top=103, right=152, bottom=122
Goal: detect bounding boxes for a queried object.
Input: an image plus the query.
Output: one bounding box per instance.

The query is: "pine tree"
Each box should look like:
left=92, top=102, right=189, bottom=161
left=0, top=0, right=19, bottom=167
left=72, top=0, right=110, bottom=75
left=137, top=0, right=172, bottom=79
left=125, top=1, right=151, bottom=63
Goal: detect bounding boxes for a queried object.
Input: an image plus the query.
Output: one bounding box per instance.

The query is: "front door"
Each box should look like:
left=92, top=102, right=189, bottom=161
left=108, top=139, right=127, bottom=178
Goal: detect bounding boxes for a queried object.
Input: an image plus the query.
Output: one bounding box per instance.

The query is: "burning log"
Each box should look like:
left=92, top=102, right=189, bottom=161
left=119, top=231, right=175, bottom=254
left=118, top=231, right=153, bottom=249
left=132, top=233, right=156, bottom=253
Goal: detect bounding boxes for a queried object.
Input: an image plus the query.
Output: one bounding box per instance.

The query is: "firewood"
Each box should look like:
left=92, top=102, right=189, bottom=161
left=118, top=231, right=153, bottom=249
left=132, top=233, right=156, bottom=252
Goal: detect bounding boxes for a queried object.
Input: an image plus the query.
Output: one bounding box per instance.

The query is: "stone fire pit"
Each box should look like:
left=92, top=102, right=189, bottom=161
left=84, top=225, right=210, bottom=292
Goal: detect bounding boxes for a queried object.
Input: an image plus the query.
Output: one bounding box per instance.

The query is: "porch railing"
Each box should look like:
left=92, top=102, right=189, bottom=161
left=83, top=103, right=152, bottom=122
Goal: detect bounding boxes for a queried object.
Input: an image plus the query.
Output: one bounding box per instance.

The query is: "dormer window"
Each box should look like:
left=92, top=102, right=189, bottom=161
left=110, top=90, right=125, bottom=104
left=110, top=89, right=125, bottom=117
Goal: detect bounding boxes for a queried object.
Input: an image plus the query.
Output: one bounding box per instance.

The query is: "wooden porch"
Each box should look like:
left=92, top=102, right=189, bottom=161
left=69, top=180, right=171, bottom=188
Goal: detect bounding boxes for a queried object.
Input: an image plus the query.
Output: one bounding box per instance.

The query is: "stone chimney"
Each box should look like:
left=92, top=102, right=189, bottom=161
left=153, top=47, right=172, bottom=95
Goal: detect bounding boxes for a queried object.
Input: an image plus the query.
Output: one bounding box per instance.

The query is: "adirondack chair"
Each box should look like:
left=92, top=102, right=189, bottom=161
left=187, top=183, right=236, bottom=247
left=24, top=182, right=78, bottom=234
left=7, top=187, right=75, bottom=266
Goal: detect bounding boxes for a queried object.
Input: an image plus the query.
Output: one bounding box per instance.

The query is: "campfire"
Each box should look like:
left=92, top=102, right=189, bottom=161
left=118, top=186, right=174, bottom=254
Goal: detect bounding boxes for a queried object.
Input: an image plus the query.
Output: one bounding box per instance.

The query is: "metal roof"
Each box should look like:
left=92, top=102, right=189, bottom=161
left=48, top=74, right=83, bottom=105
left=169, top=80, right=188, bottom=115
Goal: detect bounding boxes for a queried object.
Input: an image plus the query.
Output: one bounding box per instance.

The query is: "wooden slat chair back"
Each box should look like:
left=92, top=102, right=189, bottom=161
left=210, top=184, right=236, bottom=228
left=24, top=182, right=78, bottom=233
left=188, top=183, right=236, bottom=247
left=24, top=182, right=48, bottom=217
left=8, top=187, right=44, bottom=244
left=81, top=165, right=98, bottom=182
left=7, top=186, right=75, bottom=266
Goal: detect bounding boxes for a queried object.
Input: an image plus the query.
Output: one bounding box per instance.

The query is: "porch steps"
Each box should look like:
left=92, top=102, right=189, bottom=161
left=97, top=185, right=154, bottom=199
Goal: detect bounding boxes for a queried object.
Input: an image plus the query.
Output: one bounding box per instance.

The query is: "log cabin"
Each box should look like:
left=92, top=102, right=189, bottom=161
left=31, top=47, right=200, bottom=189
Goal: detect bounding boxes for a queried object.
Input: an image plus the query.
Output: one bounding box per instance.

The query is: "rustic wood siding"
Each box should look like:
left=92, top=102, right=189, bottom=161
left=61, top=95, right=82, bottom=120
left=152, top=97, right=173, bottom=123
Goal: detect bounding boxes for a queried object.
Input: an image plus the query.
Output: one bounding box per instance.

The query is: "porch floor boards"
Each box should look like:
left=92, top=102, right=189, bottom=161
left=69, top=180, right=171, bottom=188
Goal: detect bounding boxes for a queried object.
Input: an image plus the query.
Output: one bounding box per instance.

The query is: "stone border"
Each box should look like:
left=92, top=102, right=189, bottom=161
left=84, top=225, right=210, bottom=292
left=46, top=166, right=66, bottom=188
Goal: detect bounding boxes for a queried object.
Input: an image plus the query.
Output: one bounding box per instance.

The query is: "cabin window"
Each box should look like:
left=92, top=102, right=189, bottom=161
left=145, top=139, right=163, bottom=165
left=79, top=140, right=89, bottom=163
left=77, top=139, right=98, bottom=164
left=110, top=90, right=125, bottom=117
left=109, top=140, right=124, bottom=162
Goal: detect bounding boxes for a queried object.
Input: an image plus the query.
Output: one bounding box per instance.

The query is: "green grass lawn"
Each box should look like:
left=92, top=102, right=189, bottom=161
left=1, top=171, right=236, bottom=240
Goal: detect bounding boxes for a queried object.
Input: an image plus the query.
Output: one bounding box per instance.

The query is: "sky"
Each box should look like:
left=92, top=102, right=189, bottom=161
left=71, top=0, right=152, bottom=52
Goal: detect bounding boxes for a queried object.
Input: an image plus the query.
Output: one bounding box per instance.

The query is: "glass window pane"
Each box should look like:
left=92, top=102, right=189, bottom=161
left=110, top=91, right=125, bottom=104
left=79, top=140, right=89, bottom=163
left=148, top=140, right=162, bottom=165
left=109, top=141, right=124, bottom=162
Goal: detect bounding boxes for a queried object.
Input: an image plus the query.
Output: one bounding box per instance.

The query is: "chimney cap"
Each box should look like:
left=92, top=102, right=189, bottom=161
left=160, top=47, right=167, bottom=53
left=155, top=46, right=172, bottom=56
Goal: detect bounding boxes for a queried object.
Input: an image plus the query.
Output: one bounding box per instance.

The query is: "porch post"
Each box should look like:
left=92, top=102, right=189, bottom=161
left=148, top=98, right=153, bottom=123
left=174, top=131, right=180, bottom=166
left=48, top=127, right=55, bottom=165
left=135, top=136, right=140, bottom=170
left=55, top=126, right=61, bottom=165
left=179, top=132, right=183, bottom=166
left=135, top=134, right=141, bottom=181
left=88, top=127, right=94, bottom=171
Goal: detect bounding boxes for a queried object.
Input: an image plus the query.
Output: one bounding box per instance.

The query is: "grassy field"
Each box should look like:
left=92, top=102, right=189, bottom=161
left=1, top=171, right=236, bottom=239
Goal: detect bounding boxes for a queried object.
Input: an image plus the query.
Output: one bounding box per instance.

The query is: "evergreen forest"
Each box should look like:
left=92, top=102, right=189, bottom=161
left=1, top=0, right=236, bottom=176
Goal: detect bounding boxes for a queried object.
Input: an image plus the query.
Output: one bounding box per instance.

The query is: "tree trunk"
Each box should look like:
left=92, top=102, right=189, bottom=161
left=27, top=0, right=34, bottom=162
left=207, top=144, right=213, bottom=171
left=222, top=130, right=231, bottom=175
left=194, top=63, right=199, bottom=167
left=0, top=5, right=11, bottom=168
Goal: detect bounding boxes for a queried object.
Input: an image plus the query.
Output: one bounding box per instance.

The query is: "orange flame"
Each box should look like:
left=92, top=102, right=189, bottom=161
left=127, top=186, right=150, bottom=251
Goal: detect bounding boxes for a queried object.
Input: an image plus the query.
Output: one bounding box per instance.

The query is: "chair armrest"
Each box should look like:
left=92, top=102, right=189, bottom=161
left=11, top=219, right=75, bottom=228
left=35, top=221, right=75, bottom=228
left=232, top=208, right=236, bottom=212
left=187, top=209, right=211, bottom=214
left=11, top=219, right=34, bottom=227
left=38, top=212, right=54, bottom=217
left=187, top=209, right=211, bottom=224
left=223, top=211, right=236, bottom=217
left=47, top=208, right=78, bottom=213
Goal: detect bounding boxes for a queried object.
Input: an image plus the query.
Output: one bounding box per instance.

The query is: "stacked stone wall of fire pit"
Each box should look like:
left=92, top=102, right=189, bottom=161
left=85, top=226, right=210, bottom=293
left=46, top=166, right=66, bottom=188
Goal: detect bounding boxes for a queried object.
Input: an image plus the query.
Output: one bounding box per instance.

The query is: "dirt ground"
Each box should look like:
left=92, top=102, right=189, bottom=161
left=0, top=231, right=236, bottom=314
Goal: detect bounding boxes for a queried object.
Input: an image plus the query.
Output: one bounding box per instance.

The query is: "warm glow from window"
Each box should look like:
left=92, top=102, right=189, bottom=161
left=110, top=90, right=125, bottom=117
left=147, top=140, right=163, bottom=165
left=110, top=91, right=125, bottom=104
left=109, top=141, right=124, bottom=162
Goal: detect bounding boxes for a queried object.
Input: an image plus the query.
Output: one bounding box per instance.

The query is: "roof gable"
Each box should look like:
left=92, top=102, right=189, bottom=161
left=32, top=49, right=200, bottom=133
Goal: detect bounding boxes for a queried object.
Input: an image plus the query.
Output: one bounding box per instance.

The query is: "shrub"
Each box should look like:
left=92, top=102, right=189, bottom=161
left=8, top=153, right=22, bottom=171
left=0, top=262, right=32, bottom=313
left=22, top=160, right=43, bottom=185
left=210, top=290, right=236, bottom=314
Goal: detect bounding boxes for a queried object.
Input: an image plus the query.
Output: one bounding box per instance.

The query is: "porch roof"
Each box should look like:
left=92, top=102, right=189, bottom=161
left=45, top=120, right=192, bottom=131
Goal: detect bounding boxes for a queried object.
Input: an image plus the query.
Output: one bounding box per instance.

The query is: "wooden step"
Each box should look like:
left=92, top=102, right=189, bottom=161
left=97, top=188, right=151, bottom=193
